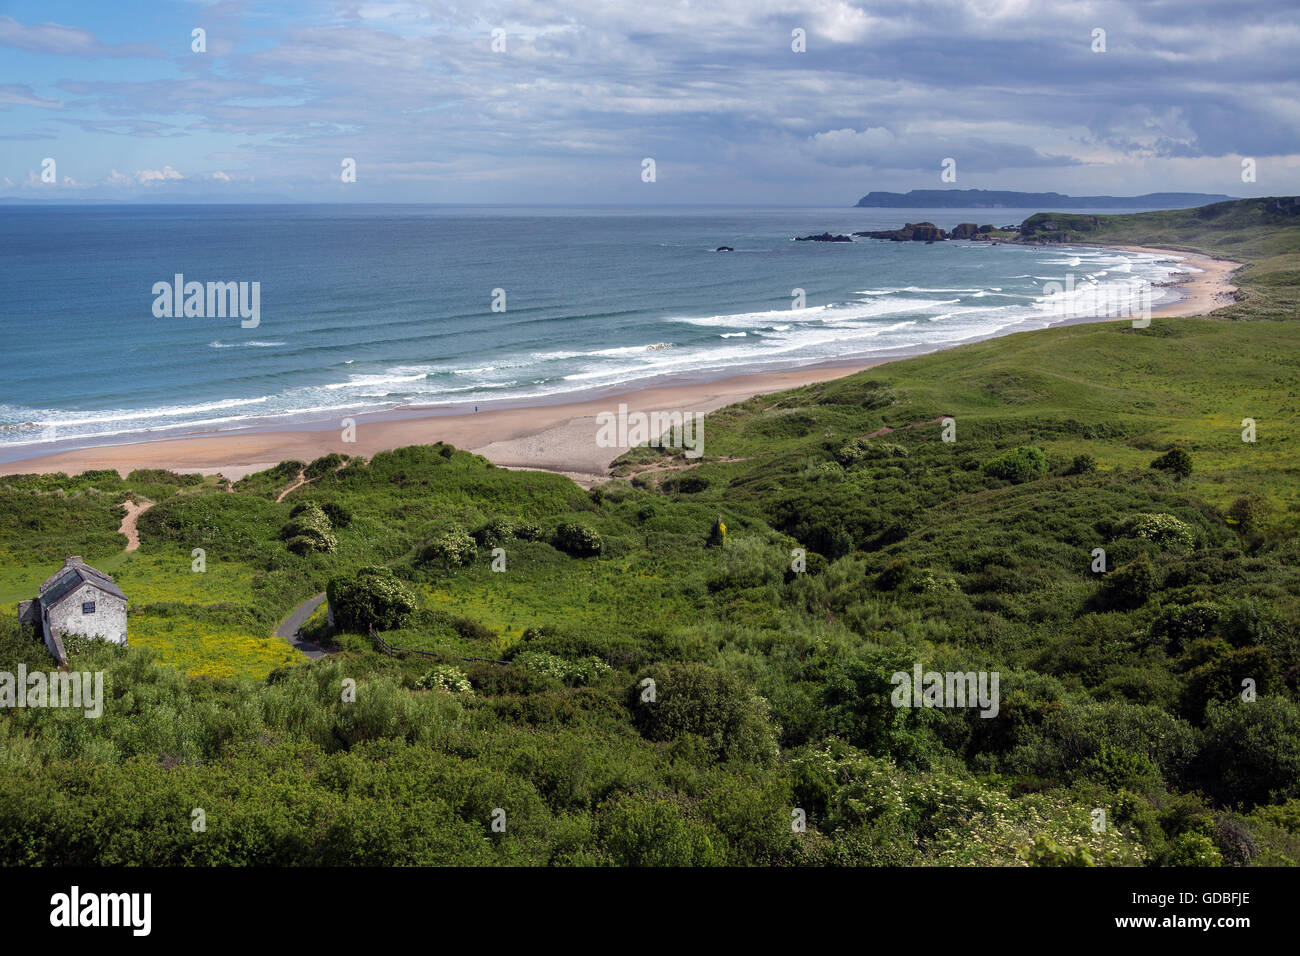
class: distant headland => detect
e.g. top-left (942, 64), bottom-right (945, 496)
top-left (854, 189), bottom-right (1236, 209)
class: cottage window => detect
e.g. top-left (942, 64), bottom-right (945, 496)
top-left (82, 601), bottom-right (96, 614)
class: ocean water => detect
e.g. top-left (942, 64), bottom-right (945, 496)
top-left (0, 204), bottom-right (1194, 457)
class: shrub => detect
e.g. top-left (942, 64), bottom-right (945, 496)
top-left (304, 453), bottom-right (349, 480)
top-left (125, 468), bottom-right (204, 487)
top-left (513, 522), bottom-right (544, 541)
top-left (1151, 601), bottom-right (1224, 650)
top-left (834, 438), bottom-right (909, 467)
top-left (676, 473), bottom-right (711, 494)
top-left (472, 517), bottom-right (514, 548)
top-left (1103, 554), bottom-right (1158, 609)
top-left (631, 662), bottom-right (777, 765)
top-left (416, 665), bottom-right (473, 694)
top-left (420, 528), bottom-right (476, 567)
top-left (279, 505), bottom-right (336, 554)
top-left (321, 502), bottom-right (352, 528)
top-left (1164, 832), bottom-right (1222, 867)
top-left (983, 445), bottom-right (1048, 483)
top-left (1119, 512), bottom-right (1196, 550)
top-left (828, 528), bottom-right (854, 560)
top-left (327, 567), bottom-right (418, 632)
top-left (1065, 453), bottom-right (1097, 475)
top-left (286, 533), bottom-right (335, 556)
top-left (1227, 494), bottom-right (1269, 532)
top-left (553, 522), bottom-right (603, 557)
top-left (1195, 697), bottom-right (1300, 808)
top-left (512, 651), bottom-right (611, 686)
top-left (1150, 448), bottom-right (1192, 479)
top-left (877, 558), bottom-right (912, 591)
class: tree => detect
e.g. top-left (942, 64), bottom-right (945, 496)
top-left (1150, 447), bottom-right (1192, 479)
top-left (327, 567), bottom-right (417, 632)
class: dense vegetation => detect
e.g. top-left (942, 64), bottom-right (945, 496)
top-left (1, 198), bottom-right (1297, 866)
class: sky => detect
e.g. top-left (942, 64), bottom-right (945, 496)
top-left (2, 0), bottom-right (1298, 204)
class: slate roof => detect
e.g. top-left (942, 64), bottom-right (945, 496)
top-left (38, 557), bottom-right (127, 608)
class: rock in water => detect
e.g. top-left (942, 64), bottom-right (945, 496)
top-left (794, 232), bottom-right (853, 242)
top-left (854, 221), bottom-right (948, 241)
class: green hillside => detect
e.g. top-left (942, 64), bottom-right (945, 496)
top-left (1, 199), bottom-right (1298, 867)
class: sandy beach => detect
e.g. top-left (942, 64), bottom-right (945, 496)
top-left (1, 244), bottom-right (1240, 487)
top-left (1107, 246), bottom-right (1241, 318)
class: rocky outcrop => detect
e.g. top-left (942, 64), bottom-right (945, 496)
top-left (950, 222), bottom-right (980, 239)
top-left (853, 221), bottom-right (949, 242)
top-left (715, 246), bottom-right (733, 252)
top-left (794, 233), bottom-right (853, 242)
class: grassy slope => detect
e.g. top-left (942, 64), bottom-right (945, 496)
top-left (1, 197), bottom-right (1298, 866)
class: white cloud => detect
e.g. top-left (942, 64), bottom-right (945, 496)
top-left (133, 165), bottom-right (183, 184)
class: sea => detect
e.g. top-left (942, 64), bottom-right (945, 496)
top-left (0, 204), bottom-right (1197, 460)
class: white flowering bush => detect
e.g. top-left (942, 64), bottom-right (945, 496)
top-left (416, 665), bottom-right (472, 694)
top-left (513, 650), bottom-right (611, 686)
top-left (1120, 512), bottom-right (1196, 550)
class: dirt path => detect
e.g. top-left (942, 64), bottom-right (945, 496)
top-left (276, 471), bottom-right (309, 503)
top-left (862, 416), bottom-right (950, 440)
top-left (274, 592), bottom-right (330, 659)
top-left (119, 499), bottom-right (154, 552)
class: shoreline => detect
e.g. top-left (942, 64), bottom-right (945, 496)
top-left (1, 243), bottom-right (1240, 487)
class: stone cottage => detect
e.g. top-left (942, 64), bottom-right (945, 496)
top-left (17, 557), bottom-right (128, 667)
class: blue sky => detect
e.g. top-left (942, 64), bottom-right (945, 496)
top-left (2, 0), bottom-right (1298, 203)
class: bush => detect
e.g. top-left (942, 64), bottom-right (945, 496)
top-left (1164, 832), bottom-right (1222, 867)
top-left (281, 504), bottom-right (331, 538)
top-left (1119, 512), bottom-right (1196, 550)
top-left (471, 517), bottom-right (514, 548)
top-left (631, 662), bottom-right (777, 765)
top-left (877, 558), bottom-right (912, 590)
top-left (279, 505), bottom-right (336, 554)
top-left (321, 502), bottom-right (352, 528)
top-left (1151, 601), bottom-right (1224, 650)
top-left (1065, 453), bottom-right (1097, 475)
top-left (125, 468), bottom-right (204, 487)
top-left (304, 453), bottom-right (349, 480)
top-left (1102, 554), bottom-right (1158, 609)
top-left (828, 528), bottom-right (854, 560)
top-left (420, 528), bottom-right (476, 567)
top-left (513, 522), bottom-right (544, 541)
top-left (416, 665), bottom-right (473, 694)
top-left (327, 567), bottom-right (418, 632)
top-left (834, 438), bottom-right (909, 467)
top-left (676, 473), bottom-right (711, 494)
top-left (512, 651), bottom-right (611, 686)
top-left (1195, 697), bottom-right (1300, 808)
top-left (983, 445), bottom-right (1048, 483)
top-left (1150, 448), bottom-right (1192, 479)
top-left (1227, 494), bottom-right (1269, 532)
top-left (553, 522), bottom-right (603, 557)
top-left (286, 533), bottom-right (335, 556)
